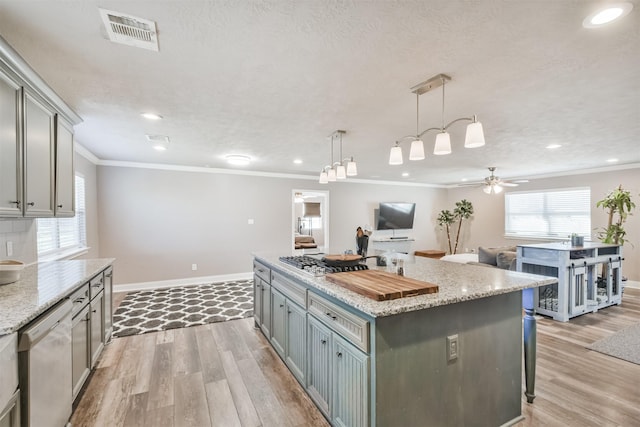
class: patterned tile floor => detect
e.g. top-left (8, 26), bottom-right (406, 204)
top-left (112, 280), bottom-right (253, 338)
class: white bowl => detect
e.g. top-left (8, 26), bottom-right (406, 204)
top-left (0, 260), bottom-right (25, 285)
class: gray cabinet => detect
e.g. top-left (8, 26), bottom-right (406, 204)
top-left (253, 260), bottom-right (272, 338)
top-left (271, 288), bottom-right (287, 358)
top-left (259, 282), bottom-right (272, 338)
top-left (71, 304), bottom-right (90, 400)
top-left (285, 299), bottom-right (306, 384)
top-left (89, 291), bottom-right (104, 368)
top-left (23, 90), bottom-right (55, 218)
top-left (0, 72), bottom-right (22, 217)
top-left (103, 267), bottom-right (113, 341)
top-left (54, 117), bottom-right (74, 217)
top-left (307, 315), bottom-right (332, 418)
top-left (332, 334), bottom-right (369, 427)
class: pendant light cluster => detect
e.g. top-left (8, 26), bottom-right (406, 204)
top-left (389, 73), bottom-right (485, 165)
top-left (319, 130), bottom-right (358, 183)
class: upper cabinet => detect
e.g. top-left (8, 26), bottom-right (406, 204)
top-left (0, 35), bottom-right (82, 218)
top-left (23, 90), bottom-right (55, 217)
top-left (55, 117), bottom-right (75, 217)
top-left (0, 71), bottom-right (22, 216)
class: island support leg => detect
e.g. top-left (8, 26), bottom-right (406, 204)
top-left (523, 288), bottom-right (536, 403)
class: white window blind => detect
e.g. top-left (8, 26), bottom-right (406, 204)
top-left (505, 187), bottom-right (591, 239)
top-left (37, 175), bottom-right (87, 257)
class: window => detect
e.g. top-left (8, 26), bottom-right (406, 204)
top-left (505, 187), bottom-right (591, 239)
top-left (37, 174), bottom-right (87, 258)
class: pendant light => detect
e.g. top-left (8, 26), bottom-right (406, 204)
top-left (389, 73), bottom-right (485, 164)
top-left (319, 130), bottom-right (358, 184)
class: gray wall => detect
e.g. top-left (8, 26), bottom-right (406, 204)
top-left (97, 165), bottom-right (447, 284)
top-left (447, 168), bottom-right (640, 281)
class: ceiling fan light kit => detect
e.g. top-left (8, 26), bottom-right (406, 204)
top-left (319, 130), bottom-right (358, 183)
top-left (389, 73), bottom-right (485, 165)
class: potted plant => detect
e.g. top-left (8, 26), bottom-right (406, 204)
top-left (596, 185), bottom-right (636, 246)
top-left (437, 199), bottom-right (474, 254)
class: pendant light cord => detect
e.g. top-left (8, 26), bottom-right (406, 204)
top-left (441, 76), bottom-right (445, 130)
top-left (416, 93), bottom-right (420, 138)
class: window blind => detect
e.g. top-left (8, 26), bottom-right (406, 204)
top-left (505, 187), bottom-right (591, 239)
top-left (37, 175), bottom-right (87, 257)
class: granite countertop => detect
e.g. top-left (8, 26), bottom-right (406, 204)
top-left (255, 253), bottom-right (557, 318)
top-left (0, 259), bottom-right (115, 335)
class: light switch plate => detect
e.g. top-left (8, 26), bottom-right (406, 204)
top-left (447, 334), bottom-right (459, 361)
top-left (6, 241), bottom-right (13, 257)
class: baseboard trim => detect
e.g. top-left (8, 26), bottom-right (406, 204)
top-left (624, 280), bottom-right (640, 289)
top-left (114, 272), bottom-right (253, 293)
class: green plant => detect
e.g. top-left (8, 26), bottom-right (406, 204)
top-left (437, 199), bottom-right (474, 254)
top-left (596, 185), bottom-right (636, 246)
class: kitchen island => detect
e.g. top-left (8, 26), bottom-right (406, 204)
top-left (253, 253), bottom-right (556, 427)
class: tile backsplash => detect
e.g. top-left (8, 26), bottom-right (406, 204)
top-left (0, 218), bottom-right (37, 264)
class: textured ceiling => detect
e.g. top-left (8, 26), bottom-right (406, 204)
top-left (0, 0), bottom-right (638, 185)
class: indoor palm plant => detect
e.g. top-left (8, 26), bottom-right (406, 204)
top-left (437, 199), bottom-right (474, 254)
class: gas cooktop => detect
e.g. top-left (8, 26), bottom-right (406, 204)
top-left (279, 255), bottom-right (369, 275)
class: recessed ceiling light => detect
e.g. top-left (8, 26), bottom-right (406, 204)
top-left (546, 144), bottom-right (562, 149)
top-left (402, 172), bottom-right (409, 177)
top-left (145, 134), bottom-right (169, 151)
top-left (461, 178), bottom-right (468, 182)
top-left (293, 159), bottom-right (303, 164)
top-left (141, 112), bottom-right (163, 120)
top-left (225, 154), bottom-right (251, 166)
top-left (607, 158), bottom-right (619, 163)
top-left (583, 3), bottom-right (633, 28)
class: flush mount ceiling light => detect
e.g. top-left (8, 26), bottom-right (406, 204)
top-left (583, 3), bottom-right (633, 28)
top-left (141, 112), bottom-right (162, 120)
top-left (146, 134), bottom-right (169, 151)
top-left (389, 73), bottom-right (485, 165)
top-left (319, 130), bottom-right (358, 184)
top-left (546, 144), bottom-right (562, 149)
top-left (225, 154), bottom-right (251, 166)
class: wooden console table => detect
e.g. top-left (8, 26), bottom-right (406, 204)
top-left (415, 250), bottom-right (446, 259)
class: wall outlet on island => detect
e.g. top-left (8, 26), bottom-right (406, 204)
top-left (447, 334), bottom-right (459, 361)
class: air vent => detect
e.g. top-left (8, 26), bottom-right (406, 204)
top-left (99, 8), bottom-right (159, 51)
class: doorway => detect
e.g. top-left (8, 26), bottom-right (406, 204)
top-left (292, 189), bottom-right (329, 253)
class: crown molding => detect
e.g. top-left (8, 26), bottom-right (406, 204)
top-left (74, 143), bottom-right (100, 164)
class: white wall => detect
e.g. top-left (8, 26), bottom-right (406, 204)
top-left (97, 165), bottom-right (447, 284)
top-left (447, 168), bottom-right (640, 281)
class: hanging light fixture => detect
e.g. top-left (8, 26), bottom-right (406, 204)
top-left (318, 130), bottom-right (358, 184)
top-left (389, 73), bottom-right (485, 164)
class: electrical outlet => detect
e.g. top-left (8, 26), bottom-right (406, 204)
top-left (248, 218), bottom-right (254, 225)
top-left (6, 241), bottom-right (13, 257)
top-left (191, 264), bottom-right (198, 271)
top-left (447, 334), bottom-right (459, 361)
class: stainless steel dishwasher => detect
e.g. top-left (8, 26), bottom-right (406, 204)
top-left (18, 299), bottom-right (72, 427)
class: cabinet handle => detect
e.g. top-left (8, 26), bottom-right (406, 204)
top-left (336, 352), bottom-right (342, 358)
top-left (92, 283), bottom-right (102, 287)
top-left (74, 297), bottom-right (85, 303)
top-left (287, 310), bottom-right (292, 314)
top-left (27, 202), bottom-right (35, 206)
top-left (92, 309), bottom-right (97, 313)
top-left (9, 200), bottom-right (20, 207)
top-left (279, 303), bottom-right (284, 308)
top-left (256, 284), bottom-right (262, 289)
top-left (57, 204), bottom-right (63, 208)
top-left (321, 339), bottom-right (327, 345)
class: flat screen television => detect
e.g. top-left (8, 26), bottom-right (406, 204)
top-left (376, 202), bottom-right (416, 230)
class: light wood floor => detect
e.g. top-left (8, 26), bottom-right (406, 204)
top-left (71, 288), bottom-right (640, 427)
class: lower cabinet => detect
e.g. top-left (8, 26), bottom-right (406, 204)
top-left (284, 300), bottom-right (306, 384)
top-left (307, 315), bottom-right (369, 427)
top-left (89, 291), bottom-right (104, 368)
top-left (71, 304), bottom-right (90, 400)
top-left (103, 267), bottom-right (113, 341)
top-left (259, 281), bottom-right (272, 338)
top-left (271, 289), bottom-right (287, 358)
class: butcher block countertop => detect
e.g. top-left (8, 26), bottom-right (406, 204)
top-left (254, 253), bottom-right (556, 318)
top-left (0, 259), bottom-right (114, 335)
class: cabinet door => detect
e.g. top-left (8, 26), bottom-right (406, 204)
top-left (285, 300), bottom-right (306, 384)
top-left (270, 288), bottom-right (286, 359)
top-left (71, 304), bottom-right (91, 400)
top-left (253, 275), bottom-right (263, 325)
top-left (103, 268), bottom-right (113, 341)
top-left (332, 334), bottom-right (369, 427)
top-left (260, 282), bottom-right (271, 338)
top-left (89, 291), bottom-right (105, 367)
top-left (54, 116), bottom-right (74, 217)
top-left (23, 90), bottom-right (55, 217)
top-left (0, 71), bottom-right (22, 217)
top-left (307, 315), bottom-right (332, 418)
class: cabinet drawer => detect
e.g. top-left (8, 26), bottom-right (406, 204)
top-left (308, 292), bottom-right (369, 353)
top-left (89, 273), bottom-right (104, 300)
top-left (253, 260), bottom-right (271, 283)
top-left (70, 283), bottom-right (90, 318)
top-left (271, 271), bottom-right (306, 308)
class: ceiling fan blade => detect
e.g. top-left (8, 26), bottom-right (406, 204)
top-left (456, 183), bottom-right (482, 187)
top-left (501, 182), bottom-right (519, 187)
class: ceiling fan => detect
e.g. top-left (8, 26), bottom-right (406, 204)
top-left (460, 167), bottom-right (525, 194)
